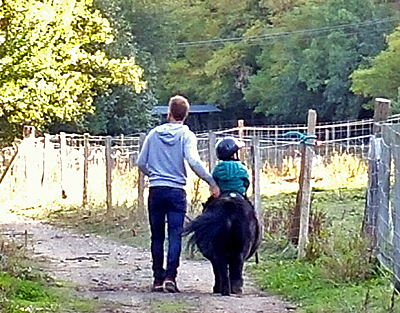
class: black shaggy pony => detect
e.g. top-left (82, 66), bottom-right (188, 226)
top-left (184, 193), bottom-right (261, 296)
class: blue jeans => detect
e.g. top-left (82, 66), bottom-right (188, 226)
top-left (148, 187), bottom-right (186, 281)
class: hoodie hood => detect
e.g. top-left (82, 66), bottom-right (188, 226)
top-left (155, 123), bottom-right (188, 146)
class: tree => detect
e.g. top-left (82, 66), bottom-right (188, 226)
top-left (158, 0), bottom-right (271, 121)
top-left (88, 0), bottom-right (185, 135)
top-left (244, 0), bottom-right (397, 123)
top-left (351, 25), bottom-right (400, 110)
top-left (0, 0), bottom-right (146, 141)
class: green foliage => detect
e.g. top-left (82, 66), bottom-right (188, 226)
top-left (351, 25), bottom-right (400, 111)
top-left (316, 233), bottom-right (374, 282)
top-left (89, 0), bottom-right (177, 134)
top-left (254, 187), bottom-right (398, 312)
top-left (0, 253), bottom-right (96, 313)
top-left (0, 0), bottom-right (146, 139)
top-left (0, 272), bottom-right (55, 313)
top-left (245, 0), bottom-right (397, 123)
top-left (0, 271), bottom-right (96, 313)
top-left (159, 0), bottom-right (270, 120)
top-left (248, 260), bottom-right (396, 313)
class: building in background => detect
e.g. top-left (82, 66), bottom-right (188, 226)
top-left (151, 104), bottom-right (222, 131)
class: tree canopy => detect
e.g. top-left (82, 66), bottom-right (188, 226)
top-left (351, 25), bottom-right (400, 110)
top-left (0, 0), bottom-right (145, 140)
top-left (244, 0), bottom-right (397, 123)
top-left (0, 0), bottom-right (400, 142)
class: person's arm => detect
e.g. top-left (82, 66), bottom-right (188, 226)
top-left (137, 134), bottom-right (150, 176)
top-left (184, 132), bottom-right (219, 196)
top-left (212, 167), bottom-right (219, 186)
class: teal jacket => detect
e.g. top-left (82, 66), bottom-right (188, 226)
top-left (212, 160), bottom-right (250, 196)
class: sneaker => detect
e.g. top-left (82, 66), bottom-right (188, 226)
top-left (152, 279), bottom-right (164, 292)
top-left (165, 278), bottom-right (180, 293)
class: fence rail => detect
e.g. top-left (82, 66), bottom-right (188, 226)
top-left (1, 113), bottom-right (399, 218)
top-left (0, 115), bottom-right (397, 209)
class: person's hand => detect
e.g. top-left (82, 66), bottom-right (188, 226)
top-left (210, 185), bottom-right (220, 198)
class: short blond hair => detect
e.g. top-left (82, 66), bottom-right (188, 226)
top-left (168, 95), bottom-right (190, 121)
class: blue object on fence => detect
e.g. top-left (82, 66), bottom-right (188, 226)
top-left (283, 131), bottom-right (317, 145)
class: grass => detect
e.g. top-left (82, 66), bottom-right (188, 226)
top-left (149, 299), bottom-right (194, 313)
top-left (248, 260), bottom-right (398, 313)
top-left (253, 186), bottom-right (400, 312)
top-left (0, 269), bottom-right (97, 313)
top-left (0, 228), bottom-right (98, 313)
top-left (0, 272), bottom-right (56, 313)
top-left (3, 151), bottom-right (392, 312)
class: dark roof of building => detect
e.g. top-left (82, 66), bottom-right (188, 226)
top-left (152, 104), bottom-right (221, 115)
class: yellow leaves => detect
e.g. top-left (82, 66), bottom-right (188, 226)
top-left (108, 57), bottom-right (146, 92)
top-left (0, 0), bottom-right (146, 129)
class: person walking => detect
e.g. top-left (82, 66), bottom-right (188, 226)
top-left (137, 95), bottom-right (220, 293)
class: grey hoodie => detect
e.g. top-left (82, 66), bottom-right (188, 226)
top-left (137, 123), bottom-right (216, 189)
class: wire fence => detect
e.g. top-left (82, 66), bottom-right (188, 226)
top-left (365, 122), bottom-right (400, 290)
top-left (0, 131), bottom-right (142, 208)
top-left (2, 115), bottom-right (400, 212)
top-left (195, 116), bottom-right (378, 180)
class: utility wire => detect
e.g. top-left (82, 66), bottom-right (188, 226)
top-left (177, 16), bottom-right (400, 48)
top-left (242, 24), bottom-right (393, 49)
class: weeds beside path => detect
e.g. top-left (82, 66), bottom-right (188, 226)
top-left (0, 209), bottom-right (294, 313)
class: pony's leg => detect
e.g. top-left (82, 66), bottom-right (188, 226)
top-left (210, 259), bottom-right (221, 293)
top-left (214, 257), bottom-right (230, 296)
top-left (229, 255), bottom-right (245, 294)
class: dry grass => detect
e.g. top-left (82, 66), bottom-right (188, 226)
top-left (0, 151), bottom-right (367, 217)
top-left (258, 153), bottom-right (367, 196)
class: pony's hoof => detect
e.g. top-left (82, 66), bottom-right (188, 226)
top-left (221, 287), bottom-right (230, 296)
top-left (231, 280), bottom-right (243, 294)
top-left (213, 284), bottom-right (221, 293)
top-left (231, 286), bottom-right (243, 294)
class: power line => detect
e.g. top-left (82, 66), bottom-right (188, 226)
top-left (242, 25), bottom-right (392, 50)
top-left (177, 16), bottom-right (400, 48)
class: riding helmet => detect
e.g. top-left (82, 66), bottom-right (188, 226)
top-left (216, 137), bottom-right (245, 160)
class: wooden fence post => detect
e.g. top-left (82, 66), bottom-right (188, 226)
top-left (105, 136), bottom-right (113, 214)
top-left (363, 98), bottom-right (391, 240)
top-left (238, 119), bottom-right (245, 161)
top-left (137, 133), bottom-right (146, 213)
top-left (60, 132), bottom-right (67, 199)
top-left (274, 126), bottom-right (279, 167)
top-left (252, 135), bottom-right (261, 217)
top-left (208, 131), bottom-right (217, 170)
top-left (0, 143), bottom-right (18, 186)
top-left (42, 134), bottom-right (51, 189)
top-left (23, 126), bottom-right (36, 139)
top-left (290, 110), bottom-right (317, 258)
top-left (23, 126), bottom-right (36, 201)
top-left (373, 98), bottom-right (391, 136)
top-left (82, 133), bottom-right (89, 207)
top-left (325, 129), bottom-right (329, 157)
top-left (347, 123), bottom-right (351, 153)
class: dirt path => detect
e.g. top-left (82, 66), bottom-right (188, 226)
top-left (1, 210), bottom-right (295, 313)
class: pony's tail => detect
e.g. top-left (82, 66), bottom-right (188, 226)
top-left (183, 197), bottom-right (239, 256)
